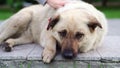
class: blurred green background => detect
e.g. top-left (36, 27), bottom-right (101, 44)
top-left (0, 0), bottom-right (120, 20)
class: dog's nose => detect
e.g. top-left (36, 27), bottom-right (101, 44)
top-left (62, 49), bottom-right (74, 59)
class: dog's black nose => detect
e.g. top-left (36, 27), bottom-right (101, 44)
top-left (62, 49), bottom-right (74, 59)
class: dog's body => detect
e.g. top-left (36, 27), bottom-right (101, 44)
top-left (0, 1), bottom-right (107, 63)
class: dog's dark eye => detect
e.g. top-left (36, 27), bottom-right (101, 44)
top-left (75, 32), bottom-right (84, 40)
top-left (58, 30), bottom-right (67, 37)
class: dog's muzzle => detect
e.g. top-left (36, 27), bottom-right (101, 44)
top-left (62, 49), bottom-right (76, 59)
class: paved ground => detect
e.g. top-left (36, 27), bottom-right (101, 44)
top-left (0, 19), bottom-right (120, 68)
top-left (107, 19), bottom-right (120, 36)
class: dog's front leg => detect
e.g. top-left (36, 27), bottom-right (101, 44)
top-left (40, 31), bottom-right (56, 63)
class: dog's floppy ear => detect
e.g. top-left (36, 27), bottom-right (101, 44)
top-left (88, 18), bottom-right (102, 33)
top-left (47, 15), bottom-right (60, 30)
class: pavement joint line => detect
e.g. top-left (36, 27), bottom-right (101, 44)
top-left (26, 44), bottom-right (36, 60)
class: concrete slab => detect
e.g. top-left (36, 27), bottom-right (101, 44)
top-left (0, 44), bottom-right (35, 60)
top-left (28, 45), bottom-right (101, 61)
top-left (0, 36), bottom-right (119, 61)
top-left (97, 36), bottom-right (120, 61)
top-left (55, 49), bottom-right (101, 61)
top-left (28, 36), bottom-right (120, 61)
top-left (27, 44), bottom-right (43, 60)
top-left (107, 19), bottom-right (120, 36)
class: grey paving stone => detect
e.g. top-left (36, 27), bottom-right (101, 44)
top-left (0, 44), bottom-right (35, 60)
top-left (1, 60), bottom-right (120, 68)
top-left (27, 43), bottom-right (101, 61)
top-left (55, 48), bottom-right (101, 61)
top-left (0, 60), bottom-right (88, 68)
top-left (81, 61), bottom-right (103, 68)
top-left (107, 19), bottom-right (120, 36)
top-left (32, 61), bottom-right (75, 68)
top-left (97, 36), bottom-right (120, 61)
top-left (76, 49), bottom-right (101, 60)
top-left (0, 36), bottom-right (118, 61)
top-left (27, 44), bottom-right (43, 60)
top-left (100, 63), bottom-right (120, 68)
top-left (74, 61), bottom-right (90, 68)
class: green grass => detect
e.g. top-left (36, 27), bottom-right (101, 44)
top-left (0, 8), bottom-right (14, 20)
top-left (88, 63), bottom-right (91, 68)
top-left (0, 6), bottom-right (120, 20)
top-left (97, 6), bottom-right (120, 18)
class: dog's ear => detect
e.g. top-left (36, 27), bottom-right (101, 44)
top-left (88, 18), bottom-right (102, 33)
top-left (47, 15), bottom-right (60, 30)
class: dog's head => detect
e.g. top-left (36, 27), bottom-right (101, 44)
top-left (47, 9), bottom-right (102, 59)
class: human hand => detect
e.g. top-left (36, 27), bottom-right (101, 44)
top-left (47, 0), bottom-right (68, 9)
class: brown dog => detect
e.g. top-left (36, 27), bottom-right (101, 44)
top-left (0, 1), bottom-right (107, 63)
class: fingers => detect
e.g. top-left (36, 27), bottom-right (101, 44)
top-left (47, 0), bottom-right (68, 9)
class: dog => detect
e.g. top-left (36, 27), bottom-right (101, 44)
top-left (0, 1), bottom-right (107, 63)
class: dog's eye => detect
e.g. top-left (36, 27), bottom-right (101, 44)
top-left (58, 30), bottom-right (67, 37)
top-left (75, 32), bottom-right (84, 40)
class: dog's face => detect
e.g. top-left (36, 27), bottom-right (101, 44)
top-left (47, 9), bottom-right (102, 59)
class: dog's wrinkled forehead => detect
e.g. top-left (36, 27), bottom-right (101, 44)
top-left (47, 9), bottom-right (102, 33)
top-left (47, 10), bottom-right (80, 30)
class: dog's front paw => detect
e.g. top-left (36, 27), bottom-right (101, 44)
top-left (1, 42), bottom-right (12, 52)
top-left (42, 48), bottom-right (56, 63)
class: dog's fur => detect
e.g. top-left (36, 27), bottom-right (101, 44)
top-left (0, 1), bottom-right (107, 63)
